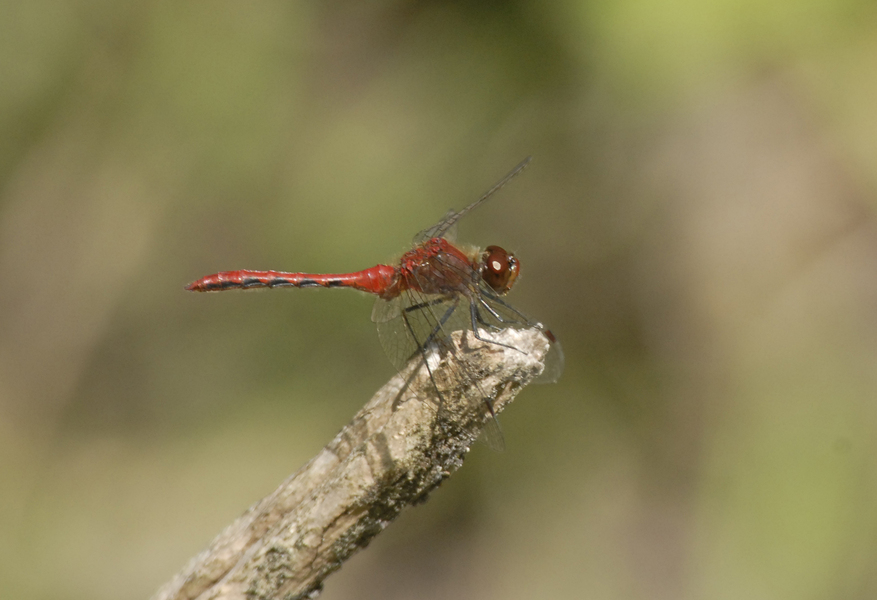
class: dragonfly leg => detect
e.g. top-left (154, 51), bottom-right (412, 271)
top-left (478, 287), bottom-right (546, 329)
top-left (401, 300), bottom-right (476, 443)
top-left (402, 308), bottom-right (446, 408)
top-left (403, 295), bottom-right (507, 450)
top-left (403, 296), bottom-right (450, 315)
top-left (476, 296), bottom-right (523, 327)
top-left (418, 297), bottom-right (460, 350)
top-left (471, 301), bottom-right (506, 333)
top-left (474, 310), bottom-right (502, 331)
top-left (401, 297), bottom-right (461, 404)
top-left (468, 300), bottom-right (524, 353)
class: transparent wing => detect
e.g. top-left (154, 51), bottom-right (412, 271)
top-left (371, 292), bottom-right (465, 372)
top-left (413, 210), bottom-right (458, 245)
top-left (412, 157), bottom-right (531, 245)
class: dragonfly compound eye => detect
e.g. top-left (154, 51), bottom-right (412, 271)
top-left (482, 245), bottom-right (520, 294)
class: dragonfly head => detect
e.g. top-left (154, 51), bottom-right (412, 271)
top-left (481, 245), bottom-right (520, 294)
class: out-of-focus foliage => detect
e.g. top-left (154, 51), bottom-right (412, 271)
top-left (2, 1), bottom-right (876, 599)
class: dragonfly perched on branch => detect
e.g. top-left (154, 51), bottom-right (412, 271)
top-left (187, 157), bottom-right (564, 448)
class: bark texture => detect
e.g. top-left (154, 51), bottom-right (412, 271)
top-left (152, 328), bottom-right (551, 600)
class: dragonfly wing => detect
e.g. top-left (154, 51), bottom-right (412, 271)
top-left (373, 296), bottom-right (416, 372)
top-left (405, 267), bottom-right (511, 449)
top-left (411, 157), bottom-right (531, 245)
top-left (372, 292), bottom-right (464, 372)
top-left (412, 209), bottom-right (458, 245)
top-left (537, 338), bottom-right (564, 383)
top-left (374, 288), bottom-right (507, 450)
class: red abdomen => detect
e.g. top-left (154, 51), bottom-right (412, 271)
top-left (186, 265), bottom-right (398, 296)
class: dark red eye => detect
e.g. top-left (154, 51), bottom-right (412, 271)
top-left (482, 245), bottom-right (520, 294)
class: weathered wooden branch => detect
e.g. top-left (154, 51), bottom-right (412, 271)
top-left (152, 328), bottom-right (551, 600)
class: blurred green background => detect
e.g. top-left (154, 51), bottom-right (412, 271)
top-left (3, 1), bottom-right (877, 598)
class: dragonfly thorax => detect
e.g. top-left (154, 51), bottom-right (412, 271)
top-left (396, 237), bottom-right (481, 297)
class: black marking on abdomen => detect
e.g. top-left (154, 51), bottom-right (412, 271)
top-left (327, 280), bottom-right (345, 287)
top-left (268, 279), bottom-right (295, 288)
top-left (297, 279), bottom-right (321, 288)
top-left (242, 278), bottom-right (262, 288)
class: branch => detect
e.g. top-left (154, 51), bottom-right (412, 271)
top-left (152, 328), bottom-right (551, 600)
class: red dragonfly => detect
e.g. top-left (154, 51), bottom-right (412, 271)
top-left (187, 157), bottom-right (563, 447)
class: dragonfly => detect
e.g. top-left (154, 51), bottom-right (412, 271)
top-left (187, 157), bottom-right (564, 448)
